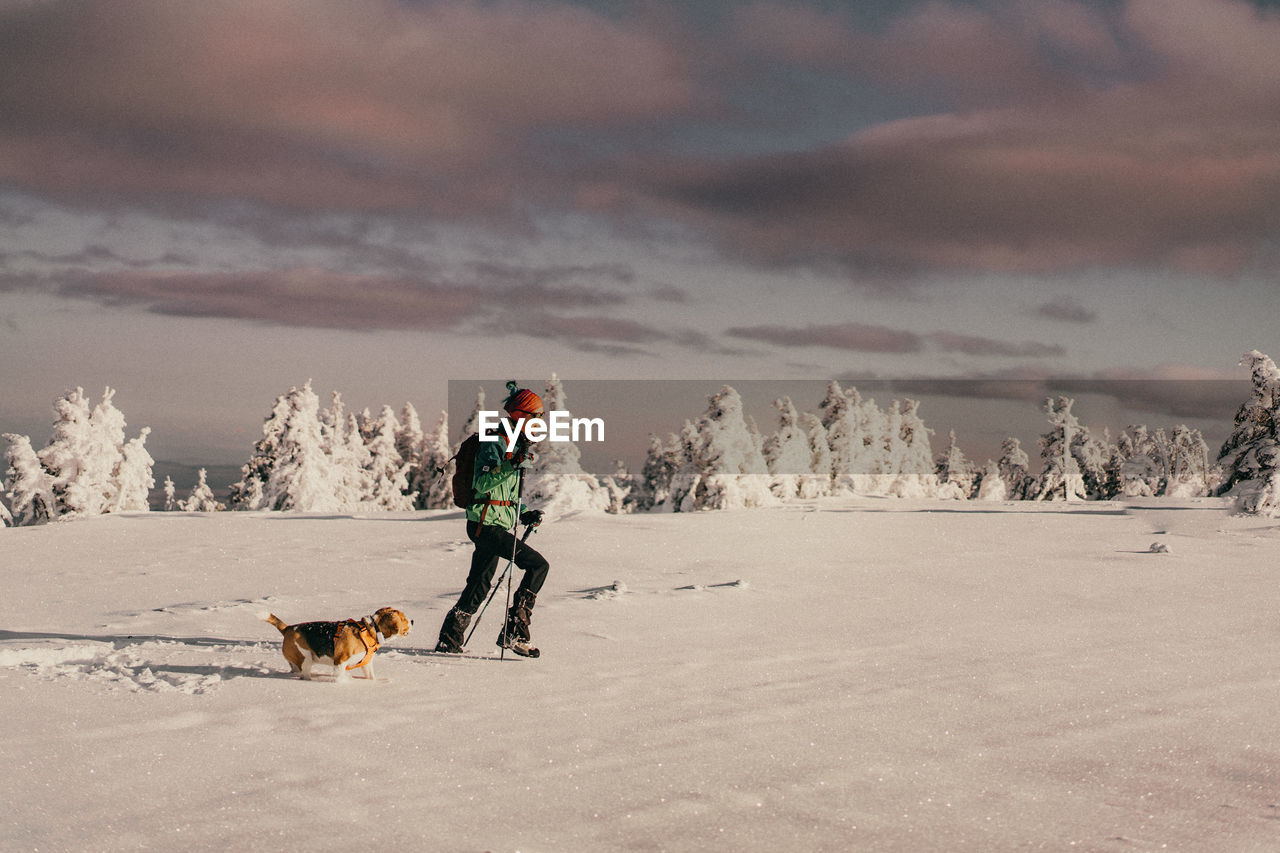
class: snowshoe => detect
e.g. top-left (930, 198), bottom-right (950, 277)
top-left (496, 590), bottom-right (539, 658)
top-left (435, 607), bottom-right (472, 654)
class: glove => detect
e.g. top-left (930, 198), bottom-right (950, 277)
top-left (520, 509), bottom-right (544, 528)
top-left (512, 447), bottom-right (538, 469)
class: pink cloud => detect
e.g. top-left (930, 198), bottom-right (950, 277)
top-left (0, 0), bottom-right (703, 213)
top-left (646, 0), bottom-right (1280, 278)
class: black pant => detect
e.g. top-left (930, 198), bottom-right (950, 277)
top-left (456, 521), bottom-right (549, 614)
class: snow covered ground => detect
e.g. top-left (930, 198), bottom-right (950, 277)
top-left (3, 498), bottom-right (1280, 851)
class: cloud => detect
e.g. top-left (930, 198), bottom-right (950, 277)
top-left (886, 363), bottom-right (1248, 420)
top-left (926, 332), bottom-right (1065, 358)
top-left (0, 0), bottom-right (703, 216)
top-left (727, 322), bottom-right (923, 353)
top-left (727, 322), bottom-right (1064, 358)
top-left (642, 0), bottom-right (1280, 279)
top-left (1035, 296), bottom-right (1097, 324)
top-left (0, 264), bottom-right (639, 333)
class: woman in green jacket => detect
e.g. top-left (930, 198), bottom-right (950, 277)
top-left (435, 386), bottom-right (548, 657)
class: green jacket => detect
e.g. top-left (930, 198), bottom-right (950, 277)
top-left (466, 439), bottom-right (526, 529)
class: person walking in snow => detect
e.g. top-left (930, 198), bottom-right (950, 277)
top-left (435, 385), bottom-right (549, 657)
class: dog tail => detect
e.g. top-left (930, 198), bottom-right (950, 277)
top-left (263, 613), bottom-right (289, 633)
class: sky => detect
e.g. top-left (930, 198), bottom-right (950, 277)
top-left (2, 0), bottom-right (1278, 480)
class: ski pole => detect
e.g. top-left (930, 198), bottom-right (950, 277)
top-left (499, 466), bottom-right (525, 660)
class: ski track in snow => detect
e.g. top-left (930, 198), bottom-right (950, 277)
top-left (4, 499), bottom-right (1280, 852)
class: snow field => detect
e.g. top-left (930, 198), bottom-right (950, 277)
top-left (3, 500), bottom-right (1280, 851)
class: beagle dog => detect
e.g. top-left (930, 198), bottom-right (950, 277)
top-left (264, 607), bottom-right (412, 682)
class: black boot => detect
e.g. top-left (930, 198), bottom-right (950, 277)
top-left (497, 590), bottom-right (539, 657)
top-left (435, 607), bottom-right (472, 653)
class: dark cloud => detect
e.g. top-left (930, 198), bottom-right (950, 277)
top-left (926, 332), bottom-right (1065, 358)
top-left (728, 322), bottom-right (1064, 358)
top-left (884, 365), bottom-right (1248, 421)
top-left (727, 322), bottom-right (923, 353)
top-left (0, 265), bottom-right (638, 334)
top-left (637, 0), bottom-right (1280, 279)
top-left (1035, 295), bottom-right (1098, 324)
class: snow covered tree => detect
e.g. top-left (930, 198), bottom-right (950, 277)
top-left (180, 468), bottom-right (224, 512)
top-left (4, 433), bottom-right (57, 524)
top-left (230, 381), bottom-right (347, 512)
top-left (762, 397), bottom-right (813, 500)
top-left (667, 386), bottom-right (775, 511)
top-left (885, 399), bottom-right (939, 498)
top-left (602, 459), bottom-right (634, 515)
top-left (1070, 425), bottom-right (1113, 500)
top-left (110, 427), bottom-right (155, 512)
top-left (631, 434), bottom-right (682, 512)
top-left (319, 392), bottom-right (372, 509)
top-left (0, 494), bottom-right (10, 527)
top-left (1165, 425), bottom-right (1212, 498)
top-left (975, 459), bottom-right (1007, 501)
top-left (819, 381), bottom-right (855, 491)
top-left (522, 374), bottom-right (609, 514)
top-left (459, 386), bottom-right (486, 444)
top-left (1114, 425), bottom-right (1165, 497)
top-left (798, 412), bottom-right (832, 499)
top-left (396, 403), bottom-right (424, 469)
top-left (1217, 350), bottom-right (1280, 514)
top-left (163, 476), bottom-right (177, 511)
top-left (935, 429), bottom-right (975, 499)
top-left (994, 437), bottom-right (1033, 500)
top-left (3, 387), bottom-right (153, 523)
top-left (1034, 397), bottom-right (1086, 500)
top-left (409, 411), bottom-right (453, 509)
top-left (364, 405), bottom-right (415, 511)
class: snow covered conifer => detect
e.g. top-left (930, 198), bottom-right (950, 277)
top-left (602, 460), bottom-right (634, 514)
top-left (229, 388), bottom-right (293, 509)
top-left (409, 411), bottom-right (453, 509)
top-left (396, 402), bottom-right (424, 468)
top-left (995, 437), bottom-right (1033, 500)
top-left (110, 427), bottom-right (154, 512)
top-left (4, 433), bottom-right (58, 524)
top-left (763, 397), bottom-right (812, 500)
top-left (364, 405), bottom-right (415, 511)
top-left (798, 412), bottom-right (831, 499)
top-left (632, 434), bottom-right (681, 512)
top-left (935, 430), bottom-right (975, 499)
top-left (667, 386), bottom-right (775, 511)
top-left (975, 459), bottom-right (1007, 501)
top-left (232, 381), bottom-right (346, 512)
top-left (819, 381), bottom-right (854, 489)
top-left (1034, 397), bottom-right (1086, 500)
top-left (8, 387), bottom-right (152, 522)
top-left (460, 386), bottom-right (485, 444)
top-left (38, 387), bottom-right (105, 517)
top-left (0, 493), bottom-right (10, 527)
top-left (886, 399), bottom-right (939, 498)
top-left (163, 476), bottom-right (177, 511)
top-left (1167, 425), bottom-right (1212, 498)
top-left (1217, 350), bottom-right (1280, 514)
top-left (522, 375), bottom-right (609, 514)
top-left (180, 468), bottom-right (224, 512)
top-left (1070, 425), bottom-right (1112, 500)
top-left (319, 392), bottom-right (371, 509)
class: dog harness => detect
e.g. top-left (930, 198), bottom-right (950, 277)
top-left (295, 617), bottom-right (380, 671)
top-left (345, 617), bottom-right (381, 671)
